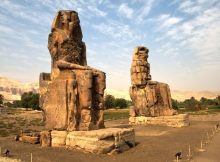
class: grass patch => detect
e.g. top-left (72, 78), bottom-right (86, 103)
top-left (208, 105), bottom-right (220, 109)
top-left (8, 128), bottom-right (21, 135)
top-left (29, 118), bottom-right (44, 126)
top-left (18, 120), bottom-right (27, 126)
top-left (0, 129), bottom-right (10, 137)
top-left (0, 121), bottom-right (7, 128)
top-left (104, 111), bottom-right (129, 120)
top-left (178, 109), bottom-right (220, 115)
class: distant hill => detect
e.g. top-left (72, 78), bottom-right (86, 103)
top-left (105, 89), bottom-right (220, 101)
top-left (171, 90), bottom-right (220, 101)
top-left (0, 75), bottom-right (38, 101)
top-left (0, 75), bottom-right (219, 102)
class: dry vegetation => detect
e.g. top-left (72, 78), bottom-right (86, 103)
top-left (0, 108), bottom-right (44, 137)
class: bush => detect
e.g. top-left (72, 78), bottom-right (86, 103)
top-left (20, 92), bottom-right (40, 110)
top-left (115, 98), bottom-right (128, 108)
top-left (200, 97), bottom-right (216, 107)
top-left (11, 92), bottom-right (40, 110)
top-left (4, 102), bottom-right (13, 107)
top-left (171, 99), bottom-right (179, 110)
top-left (183, 97), bottom-right (201, 110)
top-left (12, 100), bottom-right (21, 108)
top-left (0, 94), bottom-right (4, 104)
top-left (216, 96), bottom-right (220, 105)
top-left (104, 95), bottom-right (115, 109)
top-left (104, 95), bottom-right (130, 109)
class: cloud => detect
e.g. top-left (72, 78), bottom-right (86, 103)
top-left (158, 14), bottom-right (170, 20)
top-left (118, 3), bottom-right (134, 19)
top-left (160, 16), bottom-right (183, 28)
top-left (156, 5), bottom-right (220, 75)
top-left (92, 20), bottom-right (138, 42)
top-left (178, 0), bottom-right (219, 14)
top-left (0, 24), bottom-right (14, 34)
top-left (87, 6), bottom-right (107, 17)
top-left (136, 0), bottom-right (156, 22)
top-left (0, 0), bottom-right (52, 26)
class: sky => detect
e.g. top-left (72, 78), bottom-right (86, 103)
top-left (0, 0), bottom-right (219, 91)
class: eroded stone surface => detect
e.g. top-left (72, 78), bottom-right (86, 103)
top-left (48, 128), bottom-right (135, 154)
top-left (40, 131), bottom-right (51, 147)
top-left (39, 10), bottom-right (106, 131)
top-left (129, 114), bottom-right (190, 128)
top-left (129, 46), bottom-right (177, 117)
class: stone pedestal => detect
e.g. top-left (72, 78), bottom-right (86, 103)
top-left (41, 128), bottom-right (135, 154)
top-left (129, 114), bottom-right (190, 128)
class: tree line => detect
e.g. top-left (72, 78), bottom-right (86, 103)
top-left (172, 96), bottom-right (220, 111)
top-left (1, 93), bottom-right (220, 111)
top-left (104, 94), bottom-right (131, 109)
top-left (2, 92), bottom-right (40, 110)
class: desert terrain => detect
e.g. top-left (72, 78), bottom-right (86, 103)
top-left (0, 108), bottom-right (219, 162)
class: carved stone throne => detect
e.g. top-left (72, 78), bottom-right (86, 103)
top-left (39, 10), bottom-right (106, 131)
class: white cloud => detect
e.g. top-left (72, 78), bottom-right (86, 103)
top-left (157, 6), bottom-right (220, 78)
top-left (0, 24), bottom-right (14, 34)
top-left (178, 0), bottom-right (219, 14)
top-left (160, 16), bottom-right (183, 28)
top-left (87, 6), bottom-right (107, 17)
top-left (137, 0), bottom-right (156, 22)
top-left (92, 21), bottom-right (138, 42)
top-left (179, 0), bottom-right (194, 10)
top-left (158, 14), bottom-right (170, 20)
top-left (118, 3), bottom-right (134, 19)
top-left (0, 1), bottom-right (52, 26)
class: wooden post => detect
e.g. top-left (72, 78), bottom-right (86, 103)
top-left (212, 128), bottom-right (215, 136)
top-left (188, 144), bottom-right (191, 157)
top-left (198, 140), bottom-right (205, 152)
top-left (207, 132), bottom-right (209, 141)
top-left (200, 140), bottom-right (203, 149)
top-left (31, 153), bottom-right (32, 162)
top-left (187, 144), bottom-right (192, 160)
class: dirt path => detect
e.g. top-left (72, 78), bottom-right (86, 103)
top-left (192, 130), bottom-right (220, 162)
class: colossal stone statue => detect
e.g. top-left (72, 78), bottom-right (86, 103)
top-left (39, 10), bottom-right (106, 131)
top-left (129, 46), bottom-right (177, 117)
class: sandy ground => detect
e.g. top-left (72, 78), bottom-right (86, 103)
top-left (192, 130), bottom-right (220, 162)
top-left (0, 109), bottom-right (220, 162)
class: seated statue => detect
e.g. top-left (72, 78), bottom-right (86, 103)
top-left (129, 46), bottom-right (177, 117)
top-left (39, 10), bottom-right (106, 131)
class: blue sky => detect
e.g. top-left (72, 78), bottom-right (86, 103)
top-left (0, 0), bottom-right (219, 91)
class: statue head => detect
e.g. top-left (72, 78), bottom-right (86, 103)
top-left (133, 46), bottom-right (149, 61)
top-left (50, 10), bottom-right (83, 41)
top-left (51, 10), bottom-right (80, 31)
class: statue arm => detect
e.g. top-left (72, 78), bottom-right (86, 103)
top-left (57, 60), bottom-right (88, 70)
top-left (57, 60), bottom-right (104, 74)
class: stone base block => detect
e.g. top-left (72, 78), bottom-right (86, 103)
top-left (20, 135), bottom-right (40, 144)
top-left (49, 128), bottom-right (135, 154)
top-left (51, 131), bottom-right (67, 147)
top-left (129, 114), bottom-right (190, 128)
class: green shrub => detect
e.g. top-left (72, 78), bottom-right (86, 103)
top-left (104, 95), bottom-right (115, 109)
top-left (0, 94), bottom-right (4, 104)
top-left (115, 98), bottom-right (128, 108)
